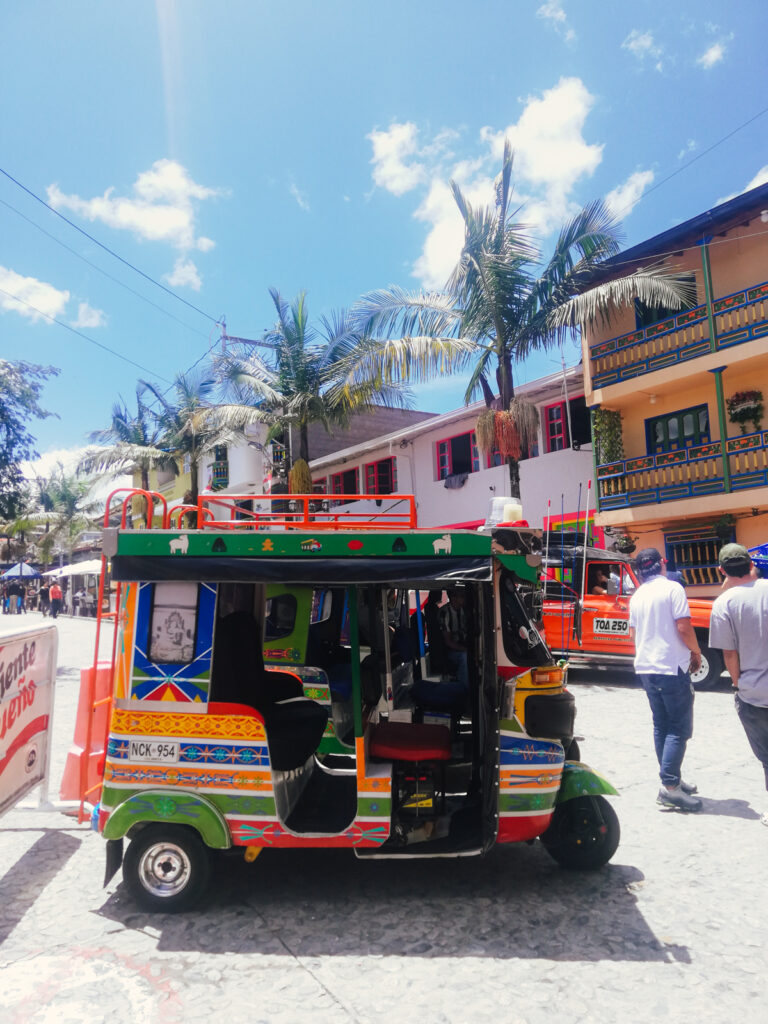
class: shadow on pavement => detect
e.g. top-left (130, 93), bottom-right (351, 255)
top-left (98, 842), bottom-right (689, 964)
top-left (0, 830), bottom-right (82, 945)
top-left (691, 797), bottom-right (760, 820)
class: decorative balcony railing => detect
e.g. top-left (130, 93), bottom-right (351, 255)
top-left (210, 460), bottom-right (229, 490)
top-left (597, 429), bottom-right (768, 510)
top-left (590, 279), bottom-right (768, 389)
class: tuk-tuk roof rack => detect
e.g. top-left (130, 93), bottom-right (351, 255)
top-left (104, 488), bottom-right (418, 533)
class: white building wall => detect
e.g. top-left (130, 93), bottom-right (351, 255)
top-left (311, 411), bottom-right (592, 529)
top-left (519, 447), bottom-right (594, 527)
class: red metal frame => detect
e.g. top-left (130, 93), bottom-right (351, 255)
top-left (543, 400), bottom-right (567, 453)
top-left (197, 492), bottom-right (417, 531)
top-left (364, 456), bottom-right (397, 495)
top-left (435, 430), bottom-right (481, 480)
top-left (330, 467), bottom-right (359, 500)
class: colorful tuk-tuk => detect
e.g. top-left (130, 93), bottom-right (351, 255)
top-left (90, 490), bottom-right (619, 911)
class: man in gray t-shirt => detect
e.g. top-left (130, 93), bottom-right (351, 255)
top-left (709, 543), bottom-right (768, 826)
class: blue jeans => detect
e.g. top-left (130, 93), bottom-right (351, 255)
top-left (638, 669), bottom-right (694, 788)
top-left (446, 650), bottom-right (468, 688)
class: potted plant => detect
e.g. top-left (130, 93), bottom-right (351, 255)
top-left (726, 389), bottom-right (764, 435)
top-left (593, 409), bottom-right (624, 465)
top-left (612, 533), bottom-right (637, 555)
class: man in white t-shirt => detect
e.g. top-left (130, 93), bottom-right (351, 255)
top-left (709, 543), bottom-right (768, 827)
top-left (629, 547), bottom-right (703, 812)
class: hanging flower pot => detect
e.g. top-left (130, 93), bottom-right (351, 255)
top-left (726, 389), bottom-right (764, 435)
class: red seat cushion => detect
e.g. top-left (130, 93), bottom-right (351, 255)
top-left (369, 722), bottom-right (451, 762)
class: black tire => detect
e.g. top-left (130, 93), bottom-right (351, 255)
top-left (690, 645), bottom-right (724, 690)
top-left (123, 824), bottom-right (211, 912)
top-left (540, 795), bottom-right (620, 870)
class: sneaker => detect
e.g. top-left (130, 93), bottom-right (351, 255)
top-left (657, 786), bottom-right (703, 812)
top-left (680, 780), bottom-right (698, 795)
top-left (760, 812), bottom-right (768, 827)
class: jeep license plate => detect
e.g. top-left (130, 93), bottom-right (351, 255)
top-left (128, 740), bottom-right (180, 763)
top-left (593, 617), bottom-right (629, 637)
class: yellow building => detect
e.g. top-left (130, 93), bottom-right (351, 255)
top-left (583, 181), bottom-right (768, 596)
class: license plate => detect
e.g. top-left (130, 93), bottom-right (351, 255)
top-left (593, 617), bottom-right (629, 637)
top-left (129, 740), bottom-right (180, 763)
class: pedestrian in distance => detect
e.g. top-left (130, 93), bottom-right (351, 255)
top-left (629, 547), bottom-right (703, 812)
top-left (439, 587), bottom-right (469, 688)
top-left (39, 582), bottom-right (50, 616)
top-left (709, 543), bottom-right (768, 827)
top-left (49, 581), bottom-right (63, 619)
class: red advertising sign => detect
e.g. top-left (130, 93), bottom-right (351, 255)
top-left (0, 625), bottom-right (57, 818)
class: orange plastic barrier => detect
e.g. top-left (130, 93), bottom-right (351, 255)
top-left (59, 662), bottom-right (112, 804)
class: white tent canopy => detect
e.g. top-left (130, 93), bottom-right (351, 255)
top-left (43, 558), bottom-right (103, 578)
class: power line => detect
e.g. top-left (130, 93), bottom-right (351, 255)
top-left (0, 165), bottom-right (220, 324)
top-left (0, 196), bottom-right (213, 342)
top-left (0, 285), bottom-right (173, 383)
top-left (611, 104), bottom-right (768, 223)
top-left (596, 221), bottom-right (768, 273)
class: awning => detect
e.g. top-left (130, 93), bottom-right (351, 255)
top-left (43, 558), bottom-right (103, 578)
top-left (110, 555), bottom-right (492, 586)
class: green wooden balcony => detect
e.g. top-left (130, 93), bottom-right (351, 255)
top-left (590, 279), bottom-right (768, 390)
top-left (597, 430), bottom-right (768, 511)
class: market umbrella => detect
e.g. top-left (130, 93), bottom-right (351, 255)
top-left (1, 562), bottom-right (42, 580)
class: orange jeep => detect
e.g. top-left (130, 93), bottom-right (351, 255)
top-left (541, 545), bottom-right (721, 689)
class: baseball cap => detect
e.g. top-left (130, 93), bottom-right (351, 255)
top-left (635, 547), bottom-right (663, 577)
top-left (718, 543), bottom-right (750, 571)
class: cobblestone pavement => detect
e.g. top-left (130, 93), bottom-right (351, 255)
top-left (1, 613), bottom-right (765, 1023)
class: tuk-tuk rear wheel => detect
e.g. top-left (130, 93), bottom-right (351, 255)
top-left (123, 824), bottom-right (211, 912)
top-left (540, 795), bottom-right (620, 870)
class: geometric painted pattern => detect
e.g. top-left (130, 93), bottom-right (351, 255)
top-left (110, 708), bottom-right (266, 741)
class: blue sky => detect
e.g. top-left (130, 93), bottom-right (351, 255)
top-left (1, 0), bottom-right (766, 462)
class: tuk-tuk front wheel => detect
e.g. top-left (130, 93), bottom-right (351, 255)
top-left (540, 796), bottom-right (620, 870)
top-left (123, 824), bottom-right (211, 912)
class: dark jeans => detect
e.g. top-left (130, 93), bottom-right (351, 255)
top-left (735, 695), bottom-right (768, 791)
top-left (50, 598), bottom-right (61, 619)
top-left (639, 669), bottom-right (694, 788)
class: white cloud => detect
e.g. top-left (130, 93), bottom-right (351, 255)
top-left (163, 256), bottom-right (202, 291)
top-left (622, 29), bottom-right (664, 71)
top-left (0, 266), bottom-right (69, 322)
top-left (696, 42), bottom-right (725, 68)
top-left (71, 302), bottom-right (107, 329)
top-left (537, 1), bottom-right (576, 42)
top-left (717, 165), bottom-right (768, 205)
top-left (413, 176), bottom-right (496, 290)
top-left (678, 139), bottom-right (697, 160)
top-left (46, 159), bottom-right (220, 284)
top-left (481, 77), bottom-right (603, 233)
top-left (289, 183), bottom-right (310, 211)
top-left (605, 169), bottom-right (654, 221)
top-left (368, 122), bottom-right (427, 196)
top-left (373, 78), bottom-right (605, 289)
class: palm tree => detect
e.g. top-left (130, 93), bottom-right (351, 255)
top-left (78, 386), bottom-right (178, 495)
top-left (141, 370), bottom-right (263, 506)
top-left (22, 464), bottom-right (101, 564)
top-left (354, 141), bottom-right (695, 492)
top-left (216, 288), bottom-right (416, 468)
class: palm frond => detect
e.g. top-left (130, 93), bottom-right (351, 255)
top-left (548, 266), bottom-right (697, 333)
top-left (352, 287), bottom-right (462, 338)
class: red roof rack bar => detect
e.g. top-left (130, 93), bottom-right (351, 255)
top-left (196, 493), bottom-right (417, 531)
